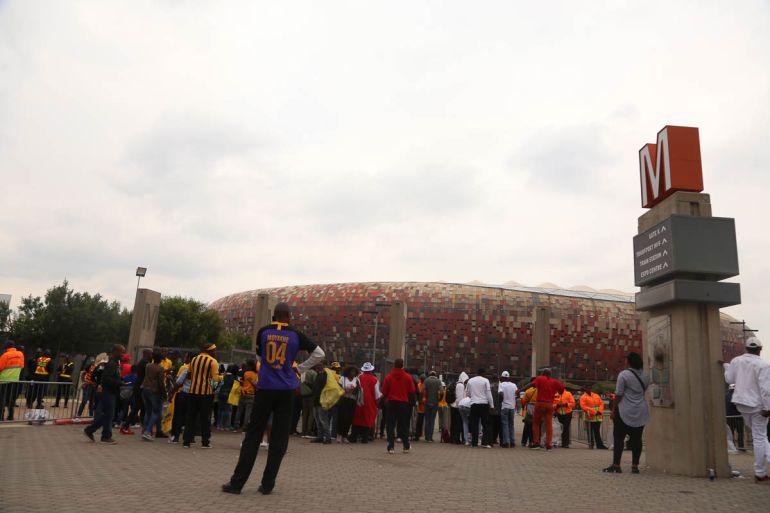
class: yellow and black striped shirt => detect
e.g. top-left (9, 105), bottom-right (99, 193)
top-left (188, 353), bottom-right (220, 396)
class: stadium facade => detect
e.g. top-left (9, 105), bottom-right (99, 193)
top-left (208, 282), bottom-right (746, 381)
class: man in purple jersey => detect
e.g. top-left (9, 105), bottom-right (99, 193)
top-left (222, 303), bottom-right (325, 495)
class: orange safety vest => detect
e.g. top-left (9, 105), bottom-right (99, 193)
top-left (553, 390), bottom-right (576, 415)
top-left (417, 382), bottom-right (426, 413)
top-left (35, 356), bottom-right (51, 376)
top-left (580, 392), bottom-right (604, 422)
top-left (84, 365), bottom-right (96, 385)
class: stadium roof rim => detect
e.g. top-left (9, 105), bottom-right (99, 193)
top-left (225, 281), bottom-right (636, 304)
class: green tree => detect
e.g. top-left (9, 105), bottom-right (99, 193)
top-left (11, 281), bottom-right (131, 356)
top-left (0, 300), bottom-right (12, 333)
top-left (217, 330), bottom-right (252, 351)
top-left (155, 296), bottom-right (224, 350)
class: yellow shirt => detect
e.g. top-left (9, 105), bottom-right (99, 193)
top-left (242, 370), bottom-right (257, 395)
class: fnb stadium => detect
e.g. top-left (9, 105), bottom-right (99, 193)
top-left (208, 281), bottom-right (746, 381)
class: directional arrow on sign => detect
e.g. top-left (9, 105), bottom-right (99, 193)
top-left (662, 238), bottom-right (668, 244)
top-left (663, 250), bottom-right (668, 256)
top-left (662, 262), bottom-right (669, 269)
top-left (661, 225), bottom-right (666, 232)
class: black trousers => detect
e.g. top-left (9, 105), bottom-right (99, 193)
top-left (521, 420), bottom-right (533, 446)
top-left (336, 397), bottom-right (356, 439)
top-left (727, 416), bottom-right (745, 449)
top-left (450, 407), bottom-right (462, 443)
top-left (54, 382), bottom-right (71, 407)
top-left (1, 382), bottom-right (19, 421)
top-left (171, 392), bottom-right (189, 438)
top-left (28, 378), bottom-right (48, 408)
top-left (415, 411), bottom-right (424, 440)
top-left (490, 414), bottom-right (501, 445)
top-left (386, 401), bottom-right (411, 450)
top-left (229, 389), bottom-right (294, 491)
top-left (469, 403), bottom-right (491, 446)
top-left (586, 421), bottom-right (606, 449)
top-left (612, 414), bottom-right (644, 465)
top-left (556, 412), bottom-right (572, 447)
top-left (184, 394), bottom-right (214, 445)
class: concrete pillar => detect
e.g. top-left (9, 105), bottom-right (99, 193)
top-left (387, 301), bottom-right (407, 368)
top-left (251, 293), bottom-right (274, 352)
top-left (127, 288), bottom-right (161, 362)
top-left (531, 305), bottom-right (551, 376)
top-left (638, 191), bottom-right (729, 477)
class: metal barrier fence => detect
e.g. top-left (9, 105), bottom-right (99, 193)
top-left (0, 381), bottom-right (91, 424)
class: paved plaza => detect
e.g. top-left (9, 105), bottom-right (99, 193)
top-left (0, 423), bottom-right (766, 513)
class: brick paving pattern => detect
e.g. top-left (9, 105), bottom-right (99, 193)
top-left (0, 424), bottom-right (766, 513)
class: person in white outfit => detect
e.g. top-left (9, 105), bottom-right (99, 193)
top-left (721, 337), bottom-right (770, 483)
top-left (465, 369), bottom-right (495, 448)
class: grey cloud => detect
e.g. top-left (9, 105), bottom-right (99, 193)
top-left (510, 124), bottom-right (615, 192)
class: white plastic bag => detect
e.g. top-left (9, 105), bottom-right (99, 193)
top-left (25, 409), bottom-right (51, 423)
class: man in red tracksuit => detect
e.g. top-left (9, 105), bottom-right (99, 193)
top-left (381, 358), bottom-right (416, 454)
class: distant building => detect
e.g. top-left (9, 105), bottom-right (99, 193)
top-left (209, 282), bottom-right (746, 381)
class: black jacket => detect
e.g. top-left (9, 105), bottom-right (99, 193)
top-left (100, 357), bottom-right (122, 395)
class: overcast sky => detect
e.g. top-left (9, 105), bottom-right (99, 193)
top-left (1, 1), bottom-right (768, 342)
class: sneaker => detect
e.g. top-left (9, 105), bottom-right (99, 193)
top-left (403, 448), bottom-right (410, 454)
top-left (201, 443), bottom-right (212, 449)
top-left (260, 441), bottom-right (269, 448)
top-left (119, 427), bottom-right (134, 436)
top-left (142, 433), bottom-right (154, 442)
top-left (100, 438), bottom-right (117, 445)
top-left (387, 448), bottom-right (395, 454)
top-left (182, 443), bottom-right (190, 449)
top-left (755, 475), bottom-right (770, 484)
top-left (602, 465), bottom-right (622, 473)
top-left (529, 446), bottom-right (540, 450)
top-left (481, 445), bottom-right (492, 449)
top-left (83, 429), bottom-right (95, 442)
top-left (168, 436), bottom-right (179, 444)
top-left (221, 483), bottom-right (241, 495)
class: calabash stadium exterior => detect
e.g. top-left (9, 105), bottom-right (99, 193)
top-left (208, 282), bottom-right (746, 381)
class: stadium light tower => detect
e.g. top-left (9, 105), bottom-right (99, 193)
top-left (136, 267), bottom-right (147, 291)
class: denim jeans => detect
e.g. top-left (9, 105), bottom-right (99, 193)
top-left (239, 394), bottom-right (255, 429)
top-left (217, 400), bottom-right (232, 429)
top-left (142, 389), bottom-right (162, 435)
top-left (459, 406), bottom-right (471, 444)
top-left (500, 408), bottom-right (516, 445)
top-left (423, 404), bottom-right (438, 441)
top-left (85, 391), bottom-right (116, 441)
top-left (77, 384), bottom-right (95, 417)
top-left (314, 405), bottom-right (331, 441)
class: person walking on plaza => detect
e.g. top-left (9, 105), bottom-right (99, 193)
top-left (336, 366), bottom-right (359, 443)
top-left (351, 362), bottom-right (380, 443)
top-left (381, 358), bottom-right (416, 454)
top-left (299, 364), bottom-right (317, 437)
top-left (422, 370), bottom-right (441, 442)
top-left (604, 352), bottom-right (650, 474)
top-left (498, 371), bottom-right (518, 448)
top-left (140, 351), bottom-right (166, 441)
top-left (222, 303), bottom-right (324, 495)
top-left (721, 337), bottom-right (770, 483)
top-left (183, 343), bottom-right (221, 449)
top-left (466, 368), bottom-right (494, 448)
top-left (450, 371), bottom-right (468, 444)
top-left (30, 349), bottom-right (53, 409)
top-left (0, 341), bottom-right (24, 421)
top-left (525, 368), bottom-right (564, 451)
top-left (53, 355), bottom-right (74, 408)
top-left (554, 387), bottom-right (576, 448)
top-left (580, 384), bottom-right (607, 450)
top-left (83, 345), bottom-right (124, 444)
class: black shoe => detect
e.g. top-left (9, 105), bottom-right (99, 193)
top-left (322, 439), bottom-right (332, 445)
top-left (631, 466), bottom-right (640, 474)
top-left (221, 483), bottom-right (241, 495)
top-left (310, 438), bottom-right (324, 443)
top-left (83, 429), bottom-right (95, 442)
top-left (258, 485), bottom-right (272, 495)
top-left (603, 465), bottom-right (622, 473)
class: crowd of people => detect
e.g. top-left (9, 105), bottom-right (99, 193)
top-left (1, 309), bottom-right (769, 488)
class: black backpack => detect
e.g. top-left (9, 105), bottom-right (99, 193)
top-left (445, 381), bottom-right (456, 405)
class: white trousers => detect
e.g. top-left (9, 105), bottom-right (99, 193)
top-left (741, 411), bottom-right (770, 477)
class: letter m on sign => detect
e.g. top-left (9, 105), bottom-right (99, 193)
top-left (639, 126), bottom-right (704, 208)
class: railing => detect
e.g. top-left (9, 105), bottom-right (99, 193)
top-left (0, 381), bottom-right (92, 424)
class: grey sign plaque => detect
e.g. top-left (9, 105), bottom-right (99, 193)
top-left (633, 215), bottom-right (739, 287)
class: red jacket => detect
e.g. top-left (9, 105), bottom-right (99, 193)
top-left (381, 368), bottom-right (416, 403)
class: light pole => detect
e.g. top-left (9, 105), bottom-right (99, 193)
top-left (136, 267), bottom-right (147, 291)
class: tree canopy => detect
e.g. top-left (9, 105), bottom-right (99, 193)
top-left (6, 281), bottom-right (249, 357)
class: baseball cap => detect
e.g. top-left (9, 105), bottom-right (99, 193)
top-left (745, 337), bottom-right (762, 349)
top-left (501, 371), bottom-right (510, 378)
